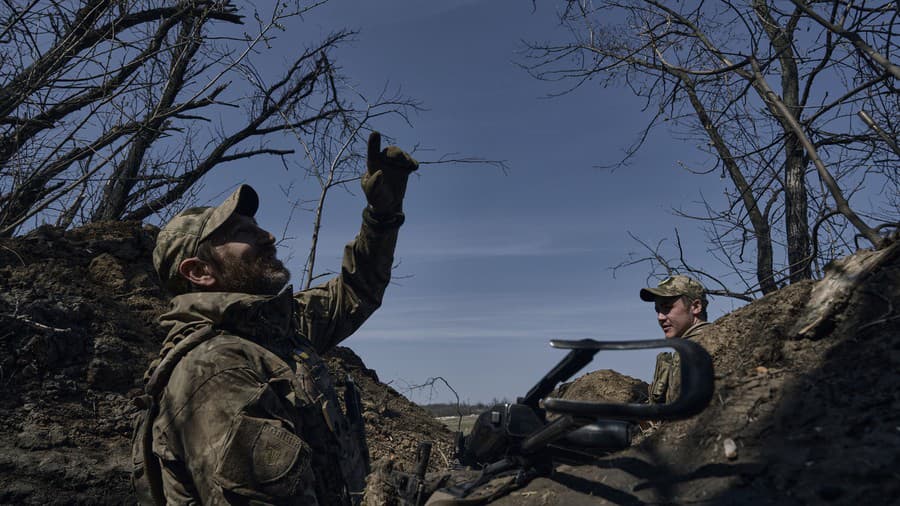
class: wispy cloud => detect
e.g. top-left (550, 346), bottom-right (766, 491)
top-left (402, 239), bottom-right (595, 259)
top-left (354, 292), bottom-right (660, 343)
top-left (398, 220), bottom-right (613, 259)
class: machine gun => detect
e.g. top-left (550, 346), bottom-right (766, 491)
top-left (402, 338), bottom-right (714, 505)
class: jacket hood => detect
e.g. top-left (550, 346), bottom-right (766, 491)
top-left (143, 288), bottom-right (297, 386)
top-left (159, 287), bottom-right (296, 342)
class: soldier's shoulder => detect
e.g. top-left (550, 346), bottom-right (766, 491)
top-left (171, 332), bottom-right (274, 381)
top-left (162, 333), bottom-right (285, 412)
top-left (684, 321), bottom-right (713, 339)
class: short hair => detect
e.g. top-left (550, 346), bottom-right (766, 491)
top-left (683, 294), bottom-right (708, 321)
top-left (186, 217), bottom-right (239, 293)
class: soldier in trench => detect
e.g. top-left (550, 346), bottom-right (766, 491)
top-left (640, 275), bottom-right (712, 404)
top-left (133, 132), bottom-right (417, 505)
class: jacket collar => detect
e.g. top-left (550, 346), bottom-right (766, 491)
top-left (159, 286), bottom-right (295, 342)
top-left (682, 321), bottom-right (711, 339)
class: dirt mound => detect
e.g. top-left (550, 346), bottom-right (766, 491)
top-left (491, 239), bottom-right (900, 505)
top-left (325, 347), bottom-right (456, 472)
top-left (556, 369), bottom-right (649, 405)
top-left (0, 222), bottom-right (453, 505)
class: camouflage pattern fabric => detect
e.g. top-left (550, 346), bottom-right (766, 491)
top-left (136, 217), bottom-right (398, 505)
top-left (649, 322), bottom-right (712, 405)
top-left (639, 275), bottom-right (707, 303)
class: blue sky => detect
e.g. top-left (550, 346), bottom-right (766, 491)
top-left (194, 0), bottom-right (748, 404)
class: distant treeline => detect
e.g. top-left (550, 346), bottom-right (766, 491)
top-left (421, 399), bottom-right (511, 418)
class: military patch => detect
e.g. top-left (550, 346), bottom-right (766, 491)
top-left (254, 423), bottom-right (307, 482)
top-left (215, 414), bottom-right (310, 497)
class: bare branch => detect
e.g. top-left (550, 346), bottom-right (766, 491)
top-left (858, 110), bottom-right (900, 157)
top-left (527, 0), bottom-right (896, 297)
top-left (750, 56), bottom-right (883, 248)
top-left (789, 0), bottom-right (900, 80)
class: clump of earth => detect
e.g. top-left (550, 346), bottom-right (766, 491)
top-left (0, 222), bottom-right (896, 505)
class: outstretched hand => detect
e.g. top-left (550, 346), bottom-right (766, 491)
top-left (362, 131), bottom-right (418, 214)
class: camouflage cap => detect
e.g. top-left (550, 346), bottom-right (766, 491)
top-left (153, 185), bottom-right (259, 295)
top-left (640, 275), bottom-right (707, 302)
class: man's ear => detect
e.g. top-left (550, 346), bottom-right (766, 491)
top-left (690, 298), bottom-right (703, 318)
top-left (178, 257), bottom-right (218, 289)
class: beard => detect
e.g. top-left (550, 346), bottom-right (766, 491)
top-left (215, 250), bottom-right (291, 296)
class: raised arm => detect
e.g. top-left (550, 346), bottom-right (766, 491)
top-left (295, 131), bottom-right (418, 353)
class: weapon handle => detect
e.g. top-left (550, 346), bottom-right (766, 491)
top-left (542, 338), bottom-right (714, 421)
top-left (520, 415), bottom-right (578, 454)
top-left (518, 348), bottom-right (598, 410)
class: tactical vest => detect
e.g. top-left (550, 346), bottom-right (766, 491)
top-left (291, 339), bottom-right (370, 504)
top-left (649, 351), bottom-right (680, 404)
top-left (649, 322), bottom-right (711, 404)
top-left (131, 325), bottom-right (370, 505)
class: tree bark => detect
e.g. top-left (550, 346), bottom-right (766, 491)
top-left (753, 0), bottom-right (811, 281)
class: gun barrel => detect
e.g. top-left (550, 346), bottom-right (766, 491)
top-left (345, 374), bottom-right (362, 420)
top-left (344, 374), bottom-right (370, 473)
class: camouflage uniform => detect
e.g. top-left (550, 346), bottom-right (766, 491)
top-left (648, 321), bottom-right (712, 404)
top-left (134, 142), bottom-right (415, 505)
top-left (640, 276), bottom-right (710, 405)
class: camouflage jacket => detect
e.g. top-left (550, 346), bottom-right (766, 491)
top-left (136, 219), bottom-right (398, 505)
top-left (649, 322), bottom-right (712, 405)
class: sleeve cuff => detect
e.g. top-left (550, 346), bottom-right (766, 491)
top-left (363, 206), bottom-right (405, 231)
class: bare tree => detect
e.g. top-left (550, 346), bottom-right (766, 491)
top-left (0, 0), bottom-right (385, 236)
top-left (527, 0), bottom-right (898, 297)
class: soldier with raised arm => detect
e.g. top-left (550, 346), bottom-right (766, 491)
top-left (132, 132), bottom-right (418, 505)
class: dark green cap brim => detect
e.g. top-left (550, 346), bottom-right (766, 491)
top-left (640, 287), bottom-right (673, 301)
top-left (198, 185), bottom-right (259, 245)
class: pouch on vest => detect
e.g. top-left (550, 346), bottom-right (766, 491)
top-left (293, 344), bottom-right (370, 503)
top-left (650, 352), bottom-right (673, 404)
top-left (214, 414), bottom-right (313, 500)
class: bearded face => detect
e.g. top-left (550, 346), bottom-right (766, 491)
top-left (212, 246), bottom-right (290, 295)
top-left (198, 214), bottom-right (292, 296)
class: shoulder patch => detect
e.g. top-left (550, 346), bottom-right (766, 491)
top-left (215, 414), bottom-right (311, 498)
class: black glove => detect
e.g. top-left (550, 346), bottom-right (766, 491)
top-left (361, 131), bottom-right (418, 215)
